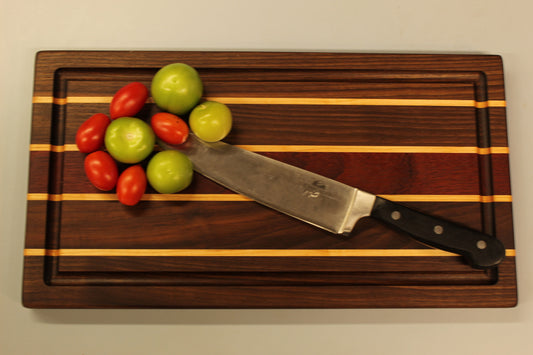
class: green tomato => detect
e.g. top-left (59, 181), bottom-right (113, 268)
top-left (151, 63), bottom-right (203, 116)
top-left (189, 101), bottom-right (232, 142)
top-left (147, 150), bottom-right (193, 194)
top-left (104, 117), bottom-right (155, 164)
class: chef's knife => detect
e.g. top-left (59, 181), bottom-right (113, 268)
top-left (159, 135), bottom-right (505, 269)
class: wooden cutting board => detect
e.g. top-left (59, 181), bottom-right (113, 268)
top-left (23, 51), bottom-right (517, 308)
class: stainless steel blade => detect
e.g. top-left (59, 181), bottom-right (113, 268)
top-left (159, 135), bottom-right (376, 235)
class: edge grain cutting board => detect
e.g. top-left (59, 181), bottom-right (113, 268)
top-left (23, 51), bottom-right (517, 308)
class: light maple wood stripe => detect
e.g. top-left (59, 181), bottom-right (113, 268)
top-left (483, 147), bottom-right (510, 154)
top-left (69, 96), bottom-right (112, 104)
top-left (143, 194), bottom-right (252, 202)
top-left (32, 97), bottom-right (69, 105)
top-left (32, 96), bottom-right (54, 104)
top-left (32, 96), bottom-right (507, 108)
top-left (27, 193), bottom-right (50, 201)
top-left (26, 193), bottom-right (512, 203)
top-left (207, 97), bottom-right (508, 108)
top-left (378, 194), bottom-right (512, 203)
top-left (29, 144), bottom-right (510, 155)
top-left (23, 248), bottom-right (516, 257)
top-left (63, 144), bottom-right (78, 151)
top-left (31, 96), bottom-right (154, 104)
top-left (29, 144), bottom-right (67, 152)
top-left (483, 100), bottom-right (507, 107)
top-left (238, 145), bottom-right (510, 154)
top-left (26, 193), bottom-right (251, 202)
top-left (490, 195), bottom-right (514, 202)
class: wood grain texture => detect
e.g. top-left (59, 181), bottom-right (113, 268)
top-left (23, 51), bottom-right (516, 308)
top-left (22, 256), bottom-right (517, 308)
top-left (28, 151), bottom-right (490, 193)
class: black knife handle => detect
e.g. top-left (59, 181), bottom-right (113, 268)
top-left (370, 196), bottom-right (505, 269)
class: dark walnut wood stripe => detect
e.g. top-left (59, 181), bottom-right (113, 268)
top-left (24, 199), bottom-right (514, 251)
top-left (30, 104), bottom-right (510, 148)
top-left (22, 256), bottom-right (517, 308)
top-left (23, 201), bottom-right (512, 249)
top-left (31, 52), bottom-right (507, 99)
top-left (24, 249), bottom-right (516, 286)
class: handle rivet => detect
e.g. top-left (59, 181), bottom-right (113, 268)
top-left (433, 225), bottom-right (444, 235)
top-left (477, 240), bottom-right (487, 250)
top-left (391, 211), bottom-right (401, 220)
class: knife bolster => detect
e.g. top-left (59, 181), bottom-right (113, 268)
top-left (340, 189), bottom-right (376, 236)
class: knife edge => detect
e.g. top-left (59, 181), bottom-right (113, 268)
top-left (159, 135), bottom-right (367, 235)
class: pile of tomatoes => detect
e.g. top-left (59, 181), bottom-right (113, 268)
top-left (75, 63), bottom-right (232, 206)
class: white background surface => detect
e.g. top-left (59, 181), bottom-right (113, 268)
top-left (1, 0), bottom-right (531, 354)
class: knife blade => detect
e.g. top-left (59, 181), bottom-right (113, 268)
top-left (159, 135), bottom-right (505, 269)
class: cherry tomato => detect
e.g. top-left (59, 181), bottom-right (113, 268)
top-left (110, 82), bottom-right (149, 119)
top-left (84, 151), bottom-right (118, 191)
top-left (147, 150), bottom-right (193, 194)
top-left (116, 165), bottom-right (147, 206)
top-left (150, 112), bottom-right (189, 145)
top-left (151, 63), bottom-right (203, 115)
top-left (189, 101), bottom-right (232, 142)
top-left (76, 113), bottom-right (111, 153)
top-left (104, 117), bottom-right (155, 164)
